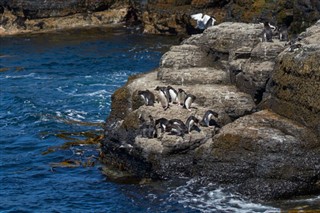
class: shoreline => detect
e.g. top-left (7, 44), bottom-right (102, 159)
top-left (100, 20), bottom-right (320, 201)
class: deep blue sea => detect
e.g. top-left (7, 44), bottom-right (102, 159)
top-left (1, 27), bottom-right (319, 212)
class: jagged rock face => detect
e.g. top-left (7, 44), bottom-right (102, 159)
top-left (265, 20), bottom-right (320, 136)
top-left (1, 0), bottom-right (122, 19)
top-left (183, 22), bottom-right (288, 103)
top-left (0, 0), bottom-right (134, 35)
top-left (183, 22), bottom-right (263, 52)
top-left (195, 110), bottom-right (320, 200)
top-left (230, 41), bottom-right (286, 103)
top-left (142, 0), bottom-right (319, 36)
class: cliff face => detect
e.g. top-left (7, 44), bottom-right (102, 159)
top-left (1, 0), bottom-right (319, 36)
top-left (0, 0), bottom-right (137, 35)
top-left (143, 0), bottom-right (319, 36)
top-left (266, 20), bottom-right (320, 136)
top-left (100, 21), bottom-right (320, 200)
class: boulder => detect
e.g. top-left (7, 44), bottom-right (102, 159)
top-left (159, 44), bottom-right (216, 69)
top-left (230, 41), bottom-right (287, 103)
top-left (183, 22), bottom-right (264, 53)
top-left (195, 110), bottom-right (320, 200)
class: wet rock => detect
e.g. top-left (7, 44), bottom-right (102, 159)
top-left (195, 110), bottom-right (320, 200)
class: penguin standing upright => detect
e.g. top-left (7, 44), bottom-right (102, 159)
top-left (200, 110), bottom-right (219, 127)
top-left (167, 86), bottom-right (178, 104)
top-left (155, 86), bottom-right (169, 110)
top-left (184, 94), bottom-right (196, 111)
top-left (185, 116), bottom-right (199, 133)
top-left (178, 88), bottom-right (187, 106)
top-left (263, 22), bottom-right (273, 42)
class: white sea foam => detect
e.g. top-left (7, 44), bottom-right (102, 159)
top-left (167, 178), bottom-right (279, 213)
top-left (5, 73), bottom-right (36, 79)
top-left (71, 89), bottom-right (111, 97)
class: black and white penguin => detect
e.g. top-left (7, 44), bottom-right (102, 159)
top-left (155, 118), bottom-right (169, 133)
top-left (167, 86), bottom-right (178, 104)
top-left (138, 90), bottom-right (155, 106)
top-left (168, 119), bottom-right (188, 136)
top-left (200, 110), bottom-right (219, 127)
top-left (288, 43), bottom-right (302, 52)
top-left (184, 94), bottom-right (196, 111)
top-left (263, 22), bottom-right (273, 42)
top-left (155, 86), bottom-right (169, 110)
top-left (169, 124), bottom-right (186, 136)
top-left (185, 115), bottom-right (199, 133)
top-left (178, 88), bottom-right (187, 106)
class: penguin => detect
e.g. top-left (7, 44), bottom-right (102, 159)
top-left (155, 118), bottom-right (169, 133)
top-left (279, 25), bottom-right (288, 41)
top-left (168, 119), bottom-right (188, 136)
top-left (169, 124), bottom-right (186, 137)
top-left (183, 94), bottom-right (196, 111)
top-left (288, 43), bottom-right (302, 52)
top-left (263, 22), bottom-right (273, 42)
top-left (155, 86), bottom-right (169, 110)
top-left (185, 115), bottom-right (199, 133)
top-left (200, 110), bottom-right (219, 127)
top-left (138, 90), bottom-right (155, 106)
top-left (178, 88), bottom-right (187, 106)
top-left (167, 86), bottom-right (178, 104)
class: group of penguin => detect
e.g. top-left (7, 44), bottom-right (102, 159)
top-left (138, 86), bottom-right (196, 111)
top-left (137, 85), bottom-right (220, 138)
top-left (139, 110), bottom-right (220, 138)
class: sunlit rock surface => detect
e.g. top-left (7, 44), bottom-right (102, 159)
top-left (101, 21), bottom-right (320, 200)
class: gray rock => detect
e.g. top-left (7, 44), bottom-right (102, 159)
top-left (230, 39), bottom-right (286, 103)
top-left (195, 110), bottom-right (320, 200)
top-left (158, 67), bottom-right (229, 85)
top-left (160, 44), bottom-right (216, 69)
top-left (183, 22), bottom-right (264, 53)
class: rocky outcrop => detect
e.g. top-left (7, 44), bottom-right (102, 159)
top-left (195, 110), bottom-right (320, 200)
top-left (264, 20), bottom-right (320, 136)
top-left (142, 0), bottom-right (320, 36)
top-left (101, 21), bottom-right (320, 200)
top-left (0, 0), bottom-right (137, 35)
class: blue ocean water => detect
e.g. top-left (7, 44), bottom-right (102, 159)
top-left (0, 27), bottom-right (319, 212)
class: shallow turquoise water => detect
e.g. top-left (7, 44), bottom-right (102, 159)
top-left (1, 27), bottom-right (318, 212)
